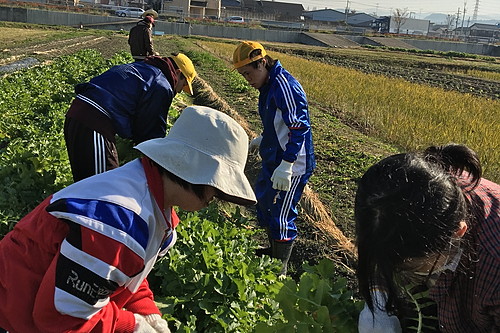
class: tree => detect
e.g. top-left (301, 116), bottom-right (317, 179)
top-left (446, 14), bottom-right (456, 37)
top-left (392, 8), bottom-right (409, 34)
top-left (446, 14), bottom-right (456, 30)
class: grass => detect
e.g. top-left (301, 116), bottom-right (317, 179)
top-left (273, 41), bottom-right (500, 68)
top-left (196, 39), bottom-right (500, 183)
top-left (0, 22), bottom-right (120, 63)
top-left (0, 23), bottom-right (80, 45)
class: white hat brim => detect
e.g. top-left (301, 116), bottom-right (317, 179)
top-left (136, 138), bottom-right (256, 206)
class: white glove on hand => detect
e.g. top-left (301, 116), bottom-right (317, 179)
top-left (358, 290), bottom-right (402, 333)
top-left (144, 314), bottom-right (171, 333)
top-left (271, 160), bottom-right (293, 191)
top-left (249, 135), bottom-right (262, 153)
top-left (133, 314), bottom-right (156, 333)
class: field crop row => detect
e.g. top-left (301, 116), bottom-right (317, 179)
top-left (267, 44), bottom-right (500, 100)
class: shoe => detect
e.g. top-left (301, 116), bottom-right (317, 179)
top-left (255, 246), bottom-right (272, 257)
top-left (272, 240), bottom-right (294, 276)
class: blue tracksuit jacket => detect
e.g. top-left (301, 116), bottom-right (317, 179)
top-left (75, 61), bottom-right (174, 144)
top-left (256, 60), bottom-right (315, 241)
top-left (258, 60), bottom-right (315, 175)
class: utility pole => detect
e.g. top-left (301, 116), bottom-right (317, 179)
top-left (455, 7), bottom-right (461, 36)
top-left (472, 0), bottom-right (479, 22)
top-left (344, 0), bottom-right (350, 25)
top-left (461, 1), bottom-right (467, 35)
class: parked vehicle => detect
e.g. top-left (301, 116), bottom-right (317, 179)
top-left (225, 16), bottom-right (244, 23)
top-left (115, 7), bottom-right (145, 18)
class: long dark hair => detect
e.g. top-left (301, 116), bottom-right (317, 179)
top-left (355, 143), bottom-right (482, 314)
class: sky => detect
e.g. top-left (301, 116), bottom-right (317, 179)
top-left (282, 0), bottom-right (500, 21)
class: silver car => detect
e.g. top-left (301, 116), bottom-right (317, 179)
top-left (115, 7), bottom-right (145, 18)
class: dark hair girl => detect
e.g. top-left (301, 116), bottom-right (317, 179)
top-left (355, 143), bottom-right (499, 332)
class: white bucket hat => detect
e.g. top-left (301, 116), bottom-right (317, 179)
top-left (135, 105), bottom-right (256, 205)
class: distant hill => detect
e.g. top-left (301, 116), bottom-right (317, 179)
top-left (423, 13), bottom-right (448, 24)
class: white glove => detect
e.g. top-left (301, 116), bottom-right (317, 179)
top-left (358, 290), bottom-right (402, 333)
top-left (133, 314), bottom-right (156, 333)
top-left (249, 135), bottom-right (262, 153)
top-left (271, 160), bottom-right (293, 191)
top-left (144, 314), bottom-right (171, 333)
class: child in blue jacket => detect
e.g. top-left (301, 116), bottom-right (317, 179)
top-left (64, 54), bottom-right (196, 182)
top-left (233, 41), bottom-right (316, 275)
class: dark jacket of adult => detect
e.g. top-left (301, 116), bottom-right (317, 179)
top-left (128, 20), bottom-right (154, 60)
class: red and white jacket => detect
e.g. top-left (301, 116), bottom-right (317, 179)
top-left (0, 158), bottom-right (178, 332)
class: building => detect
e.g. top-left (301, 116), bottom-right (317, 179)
top-left (222, 0), bottom-right (304, 21)
top-left (468, 23), bottom-right (500, 42)
top-left (302, 9), bottom-right (345, 23)
top-left (372, 16), bottom-right (430, 35)
top-left (346, 13), bottom-right (376, 27)
top-left (428, 24), bottom-right (452, 38)
top-left (162, 0), bottom-right (221, 19)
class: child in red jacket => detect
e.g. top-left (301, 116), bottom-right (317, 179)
top-left (0, 106), bottom-right (256, 333)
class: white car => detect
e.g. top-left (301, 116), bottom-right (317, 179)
top-left (115, 7), bottom-right (145, 18)
top-left (225, 16), bottom-right (244, 23)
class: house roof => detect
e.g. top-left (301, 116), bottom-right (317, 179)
top-left (470, 23), bottom-right (500, 31)
top-left (347, 13), bottom-right (376, 22)
top-left (303, 8), bottom-right (346, 22)
top-left (304, 8), bottom-right (344, 15)
top-left (222, 0), bottom-right (304, 18)
top-left (267, 1), bottom-right (303, 11)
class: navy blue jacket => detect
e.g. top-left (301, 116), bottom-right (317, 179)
top-left (75, 61), bottom-right (174, 144)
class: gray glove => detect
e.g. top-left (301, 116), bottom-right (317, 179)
top-left (133, 314), bottom-right (156, 333)
top-left (144, 314), bottom-right (171, 333)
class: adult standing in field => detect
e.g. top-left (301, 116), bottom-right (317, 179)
top-left (0, 106), bottom-right (257, 333)
top-left (233, 41), bottom-right (316, 275)
top-left (128, 13), bottom-right (157, 61)
top-left (64, 53), bottom-right (196, 182)
top-left (356, 143), bottom-right (500, 332)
